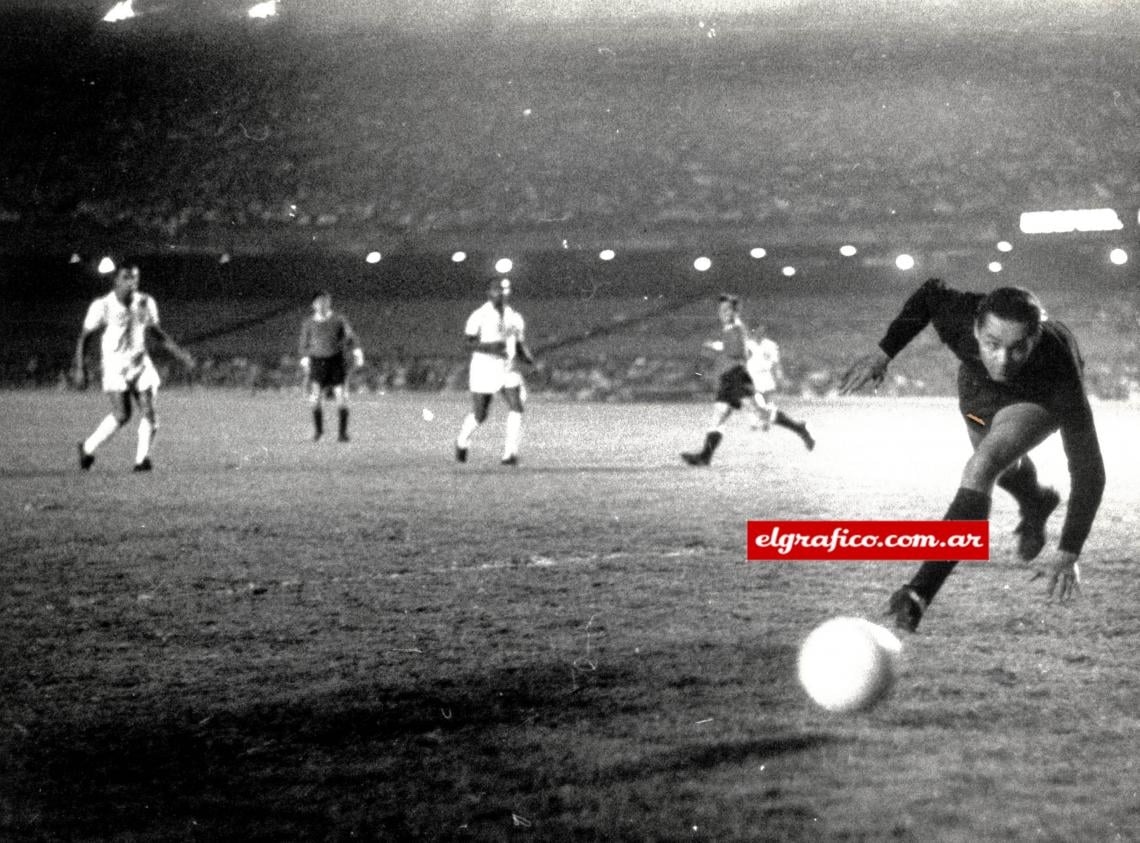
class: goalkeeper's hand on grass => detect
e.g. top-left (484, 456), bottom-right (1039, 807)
top-left (1030, 549), bottom-right (1081, 602)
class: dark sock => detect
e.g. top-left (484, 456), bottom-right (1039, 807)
top-left (702, 430), bottom-right (723, 460)
top-left (312, 407), bottom-right (323, 438)
top-left (909, 486), bottom-right (991, 605)
top-left (773, 410), bottom-right (803, 431)
top-left (338, 407), bottom-right (349, 438)
top-left (996, 457), bottom-right (1042, 514)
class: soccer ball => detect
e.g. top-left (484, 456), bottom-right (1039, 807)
top-left (797, 617), bottom-right (902, 713)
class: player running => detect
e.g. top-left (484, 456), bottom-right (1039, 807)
top-left (746, 324), bottom-right (786, 431)
top-left (841, 280), bottom-right (1105, 632)
top-left (455, 278), bottom-right (536, 466)
top-left (298, 291), bottom-right (364, 442)
top-left (682, 294), bottom-right (814, 466)
top-left (74, 261), bottom-right (195, 472)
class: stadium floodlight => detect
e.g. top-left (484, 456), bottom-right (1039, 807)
top-left (451, 251), bottom-right (467, 263)
top-left (1109, 248), bottom-right (1129, 266)
top-left (365, 251), bottom-right (382, 264)
top-left (693, 256), bottom-right (712, 272)
top-left (1019, 208), bottom-right (1123, 234)
top-left (494, 258), bottom-right (513, 274)
top-left (895, 254), bottom-right (915, 271)
top-left (749, 247), bottom-right (767, 259)
top-left (248, 0), bottom-right (277, 18)
top-left (839, 245), bottom-right (857, 257)
top-left (988, 261), bottom-right (1003, 273)
top-left (996, 241), bottom-right (1013, 253)
top-left (781, 266), bottom-right (796, 277)
top-left (103, 0), bottom-right (135, 22)
top-left (599, 249), bottom-right (615, 261)
top-left (97, 256), bottom-right (117, 274)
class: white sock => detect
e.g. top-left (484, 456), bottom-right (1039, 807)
top-left (84, 415), bottom-right (121, 454)
top-left (136, 418), bottom-right (154, 464)
top-left (503, 411), bottom-right (523, 458)
top-left (457, 413), bottom-right (479, 448)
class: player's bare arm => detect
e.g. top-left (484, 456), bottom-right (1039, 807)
top-left (148, 325), bottom-right (195, 369)
top-left (72, 328), bottom-right (97, 388)
top-left (515, 338), bottom-right (536, 367)
top-left (466, 334), bottom-right (506, 355)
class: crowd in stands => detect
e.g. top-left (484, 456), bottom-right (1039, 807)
top-left (3, 15), bottom-right (1138, 402)
top-left (2, 20), bottom-right (1139, 247)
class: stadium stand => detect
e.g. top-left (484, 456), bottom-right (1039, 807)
top-left (1, 10), bottom-right (1137, 397)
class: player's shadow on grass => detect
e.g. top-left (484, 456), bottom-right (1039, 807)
top-left (600, 734), bottom-right (843, 783)
top-left (7, 649), bottom-right (817, 838)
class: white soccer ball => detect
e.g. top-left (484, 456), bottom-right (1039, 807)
top-left (797, 617), bottom-right (902, 713)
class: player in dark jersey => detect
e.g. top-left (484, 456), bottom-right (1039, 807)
top-left (682, 294), bottom-right (814, 466)
top-left (840, 280), bottom-right (1105, 632)
top-left (298, 291), bottom-right (364, 442)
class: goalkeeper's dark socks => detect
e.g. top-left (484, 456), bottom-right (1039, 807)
top-left (997, 456), bottom-right (1044, 514)
top-left (702, 430), bottom-right (723, 461)
top-left (909, 486), bottom-right (991, 605)
top-left (312, 407), bottom-right (324, 440)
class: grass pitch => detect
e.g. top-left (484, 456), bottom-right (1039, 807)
top-left (2, 390), bottom-right (1139, 841)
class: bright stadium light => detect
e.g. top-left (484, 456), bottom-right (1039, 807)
top-left (365, 251), bottom-right (382, 264)
top-left (1109, 248), bottom-right (1129, 266)
top-left (996, 240), bottom-right (1013, 253)
top-left (749, 247), bottom-right (767, 259)
top-left (1019, 208), bottom-right (1123, 234)
top-left (97, 256), bottom-right (116, 274)
top-left (781, 266), bottom-right (796, 277)
top-left (451, 251), bottom-right (467, 263)
top-left (988, 261), bottom-right (1003, 273)
top-left (895, 254), bottom-right (915, 271)
top-left (840, 244), bottom-right (858, 257)
top-left (103, 0), bottom-right (135, 22)
top-left (599, 249), bottom-right (615, 261)
top-left (494, 258), bottom-right (513, 274)
top-left (247, 0), bottom-right (277, 18)
top-left (693, 256), bottom-right (712, 272)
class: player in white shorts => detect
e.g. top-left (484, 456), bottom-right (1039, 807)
top-left (745, 327), bottom-right (782, 431)
top-left (455, 278), bottom-right (536, 465)
top-left (73, 262), bottom-right (195, 472)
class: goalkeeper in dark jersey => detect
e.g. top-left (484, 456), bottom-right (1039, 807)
top-left (841, 280), bottom-right (1105, 632)
top-left (298, 291), bottom-right (365, 442)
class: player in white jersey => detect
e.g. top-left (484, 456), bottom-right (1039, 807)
top-left (73, 262), bottom-right (195, 471)
top-left (455, 278), bottom-right (536, 465)
top-left (745, 326), bottom-right (783, 431)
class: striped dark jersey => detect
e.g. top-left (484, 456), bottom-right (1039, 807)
top-left (877, 278), bottom-right (1104, 555)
